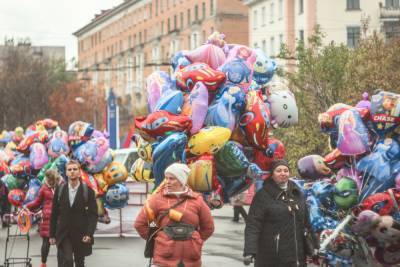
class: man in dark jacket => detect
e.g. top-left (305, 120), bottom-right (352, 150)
top-left (243, 160), bottom-right (318, 267)
top-left (50, 160), bottom-right (97, 267)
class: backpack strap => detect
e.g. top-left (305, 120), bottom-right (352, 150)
top-left (82, 183), bottom-right (89, 212)
top-left (58, 183), bottom-right (66, 203)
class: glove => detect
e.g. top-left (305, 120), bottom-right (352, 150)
top-left (243, 254), bottom-right (255, 266)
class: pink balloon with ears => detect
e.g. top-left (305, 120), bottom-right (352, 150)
top-left (185, 44), bottom-right (226, 70)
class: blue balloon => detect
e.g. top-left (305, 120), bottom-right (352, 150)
top-left (24, 178), bottom-right (42, 204)
top-left (152, 133), bottom-right (187, 188)
top-left (252, 48), bottom-right (277, 86)
top-left (307, 195), bottom-right (339, 232)
top-left (171, 51), bottom-right (191, 71)
top-left (104, 183), bottom-right (129, 209)
top-left (358, 173), bottom-right (395, 202)
top-left (154, 89), bottom-right (184, 114)
top-left (217, 176), bottom-right (251, 203)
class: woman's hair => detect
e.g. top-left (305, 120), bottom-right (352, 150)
top-left (45, 169), bottom-right (60, 184)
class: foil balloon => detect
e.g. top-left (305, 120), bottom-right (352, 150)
top-left (86, 149), bottom-right (113, 174)
top-left (17, 130), bottom-right (48, 153)
top-left (0, 149), bottom-right (14, 164)
top-left (370, 91), bottom-right (400, 137)
top-left (266, 89), bottom-right (298, 128)
top-left (337, 109), bottom-right (369, 155)
top-left (355, 92), bottom-right (371, 110)
top-left (239, 90), bottom-right (271, 149)
top-left (24, 178), bottom-right (42, 204)
top-left (252, 48), bottom-right (276, 86)
top-left (171, 50), bottom-right (191, 71)
top-left (355, 189), bottom-right (400, 216)
top-left (134, 110), bottom-right (192, 141)
top-left (0, 160), bottom-right (9, 177)
top-left (154, 88), bottom-right (184, 114)
top-left (207, 31), bottom-right (228, 51)
top-left (68, 121), bottom-right (94, 149)
top-left (307, 194), bottom-right (338, 232)
top-left (152, 132), bottom-right (187, 187)
top-left (104, 183), bottom-right (129, 209)
top-left (297, 155), bottom-right (331, 180)
top-left (370, 215), bottom-right (400, 244)
top-left (175, 63), bottom-right (226, 92)
top-left (188, 126), bottom-right (231, 156)
top-left (185, 44), bottom-right (226, 70)
top-left (74, 137), bottom-right (109, 166)
top-left (10, 155), bottom-right (31, 178)
top-left (323, 149), bottom-right (350, 172)
top-left (333, 176), bottom-right (358, 210)
top-left (36, 118), bottom-right (58, 131)
top-left (136, 136), bottom-right (156, 163)
top-left (351, 210), bottom-right (381, 236)
top-left (1, 174), bottom-right (24, 190)
top-left (356, 138), bottom-right (400, 183)
top-left (81, 171), bottom-right (102, 196)
top-left (47, 130), bottom-right (69, 159)
top-left (0, 130), bottom-right (13, 144)
top-left (94, 173), bottom-right (109, 194)
top-left (218, 176), bottom-right (252, 203)
top-left (181, 82), bottom-right (209, 135)
top-left (146, 71), bottom-right (173, 113)
top-left (358, 173), bottom-right (395, 202)
top-left (215, 141), bottom-right (249, 178)
top-left (13, 127), bottom-right (24, 144)
top-left (187, 154), bottom-right (218, 192)
top-left (102, 161), bottom-right (128, 186)
top-left (375, 243), bottom-right (400, 265)
top-left (131, 158), bottom-right (154, 183)
top-left (8, 188), bottom-right (25, 207)
top-left (253, 137), bottom-right (286, 172)
top-left (29, 142), bottom-right (49, 170)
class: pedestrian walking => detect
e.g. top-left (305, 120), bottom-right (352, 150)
top-left (135, 162), bottom-right (215, 267)
top-left (231, 191), bottom-right (248, 223)
top-left (0, 179), bottom-right (10, 228)
top-left (243, 159), bottom-right (318, 267)
top-left (50, 160), bottom-right (97, 267)
top-left (24, 169), bottom-right (60, 267)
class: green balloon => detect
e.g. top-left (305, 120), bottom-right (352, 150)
top-left (1, 174), bottom-right (26, 190)
top-left (333, 176), bottom-right (358, 210)
top-left (37, 161), bottom-right (53, 182)
top-left (215, 141), bottom-right (249, 178)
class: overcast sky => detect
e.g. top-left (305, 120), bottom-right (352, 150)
top-left (0, 0), bottom-right (123, 65)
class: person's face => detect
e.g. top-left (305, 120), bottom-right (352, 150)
top-left (272, 165), bottom-right (290, 185)
top-left (165, 173), bottom-right (184, 192)
top-left (66, 164), bottom-right (80, 181)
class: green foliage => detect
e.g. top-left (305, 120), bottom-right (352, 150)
top-left (274, 28), bottom-right (400, 173)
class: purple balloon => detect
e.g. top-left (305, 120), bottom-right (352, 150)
top-left (189, 82), bottom-right (209, 134)
top-left (29, 143), bottom-right (49, 170)
top-left (337, 109), bottom-right (369, 156)
top-left (355, 92), bottom-right (371, 110)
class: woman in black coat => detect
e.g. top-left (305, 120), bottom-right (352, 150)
top-left (243, 160), bottom-right (318, 267)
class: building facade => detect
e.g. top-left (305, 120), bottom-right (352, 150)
top-left (74, 0), bottom-right (249, 136)
top-left (244, 0), bottom-right (400, 58)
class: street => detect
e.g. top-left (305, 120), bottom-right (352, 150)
top-left (0, 206), bottom-right (247, 267)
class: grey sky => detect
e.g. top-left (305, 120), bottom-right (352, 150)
top-left (0, 0), bottom-right (123, 65)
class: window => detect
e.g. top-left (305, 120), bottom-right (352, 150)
top-left (210, 0), bottom-right (214, 15)
top-left (261, 7), bottom-right (266, 26)
top-left (195, 5), bottom-right (199, 21)
top-left (180, 12), bottom-right (184, 29)
top-left (210, 27), bottom-right (214, 34)
top-left (270, 3), bottom-right (274, 23)
top-left (299, 30), bottom-right (304, 42)
top-left (270, 36), bottom-right (275, 56)
top-left (187, 9), bottom-right (191, 26)
top-left (174, 15), bottom-right (177, 30)
top-left (253, 10), bottom-right (258, 29)
top-left (279, 0), bottom-right (283, 19)
top-left (161, 21), bottom-right (164, 34)
top-left (254, 42), bottom-right (258, 48)
top-left (139, 32), bottom-right (142, 44)
top-left (386, 0), bottom-right (400, 7)
top-left (156, 0), bottom-right (158, 15)
top-left (347, 26), bottom-right (360, 48)
top-left (346, 0), bottom-right (360, 10)
top-left (188, 36), bottom-right (191, 49)
top-left (279, 34), bottom-right (284, 46)
top-left (168, 18), bottom-right (171, 32)
top-left (134, 34), bottom-right (137, 45)
top-left (202, 2), bottom-right (206, 19)
top-left (202, 30), bottom-right (206, 43)
top-left (262, 40), bottom-right (266, 52)
top-left (299, 0), bottom-right (304, 14)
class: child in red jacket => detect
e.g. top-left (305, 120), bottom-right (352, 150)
top-left (25, 169), bottom-right (60, 267)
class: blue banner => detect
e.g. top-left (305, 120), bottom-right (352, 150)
top-left (107, 89), bottom-right (119, 149)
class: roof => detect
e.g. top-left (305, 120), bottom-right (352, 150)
top-left (73, 0), bottom-right (142, 37)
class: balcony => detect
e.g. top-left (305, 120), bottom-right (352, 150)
top-left (379, 3), bottom-right (400, 21)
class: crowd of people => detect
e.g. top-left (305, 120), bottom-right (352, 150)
top-left (0, 159), bottom-right (319, 267)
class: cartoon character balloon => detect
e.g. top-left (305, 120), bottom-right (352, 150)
top-left (47, 130), bottom-right (69, 159)
top-left (104, 183), bottom-right (129, 209)
top-left (252, 48), bottom-right (276, 86)
top-left (297, 155), bottom-right (331, 180)
top-left (266, 89), bottom-right (298, 128)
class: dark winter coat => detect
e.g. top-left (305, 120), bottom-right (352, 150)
top-left (25, 183), bottom-right (55, 237)
top-left (244, 178), bottom-right (315, 267)
top-left (50, 183), bottom-right (97, 257)
top-left (0, 181), bottom-right (10, 216)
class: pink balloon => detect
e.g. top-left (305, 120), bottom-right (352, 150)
top-left (29, 142), bottom-right (49, 170)
top-left (146, 71), bottom-right (171, 113)
top-left (185, 44), bottom-right (226, 70)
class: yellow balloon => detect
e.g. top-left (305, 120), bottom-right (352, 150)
top-left (93, 173), bottom-right (108, 193)
top-left (187, 158), bottom-right (215, 192)
top-left (5, 141), bottom-right (16, 151)
top-left (137, 136), bottom-right (153, 162)
top-left (188, 127), bottom-right (231, 155)
top-left (102, 161), bottom-right (128, 186)
top-left (131, 158), bottom-right (154, 183)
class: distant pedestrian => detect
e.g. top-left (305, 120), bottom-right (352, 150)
top-left (243, 160), bottom-right (318, 267)
top-left (0, 179), bottom-right (10, 228)
top-left (25, 169), bottom-right (60, 267)
top-left (50, 160), bottom-right (97, 267)
top-left (231, 191), bottom-right (247, 223)
top-left (135, 163), bottom-right (215, 267)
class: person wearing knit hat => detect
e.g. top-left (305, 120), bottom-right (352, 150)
top-left (269, 159), bottom-right (290, 190)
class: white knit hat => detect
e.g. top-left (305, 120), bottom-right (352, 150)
top-left (164, 163), bottom-right (191, 185)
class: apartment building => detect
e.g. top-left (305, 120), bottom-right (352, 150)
top-left (244, 0), bottom-right (400, 58)
top-left (73, 0), bottom-right (249, 133)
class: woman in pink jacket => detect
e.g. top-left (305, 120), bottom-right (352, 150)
top-left (25, 169), bottom-right (60, 267)
top-left (135, 163), bottom-right (215, 267)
